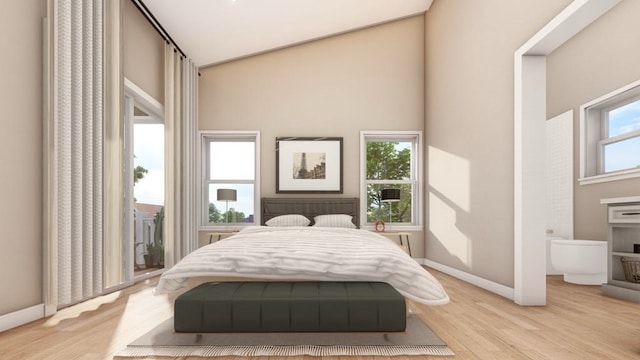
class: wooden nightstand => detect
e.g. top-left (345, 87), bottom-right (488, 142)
top-left (207, 231), bottom-right (238, 244)
top-left (377, 232), bottom-right (412, 256)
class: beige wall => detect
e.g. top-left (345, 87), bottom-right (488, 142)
top-left (0, 0), bottom-right (45, 315)
top-left (547, 0), bottom-right (640, 241)
top-left (123, 0), bottom-right (164, 103)
top-left (198, 16), bottom-right (426, 253)
top-left (424, 0), bottom-right (572, 287)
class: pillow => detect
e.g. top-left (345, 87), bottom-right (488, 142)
top-left (313, 214), bottom-right (356, 229)
top-left (265, 214), bottom-right (310, 227)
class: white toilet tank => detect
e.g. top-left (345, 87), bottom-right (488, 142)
top-left (546, 235), bottom-right (565, 275)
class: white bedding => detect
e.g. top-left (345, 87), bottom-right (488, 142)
top-left (155, 226), bottom-right (449, 305)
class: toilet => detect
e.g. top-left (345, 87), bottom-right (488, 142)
top-left (546, 235), bottom-right (564, 275)
top-left (550, 239), bottom-right (607, 285)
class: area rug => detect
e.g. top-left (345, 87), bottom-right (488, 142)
top-left (115, 313), bottom-right (454, 357)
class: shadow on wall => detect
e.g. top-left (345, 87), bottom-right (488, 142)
top-left (427, 146), bottom-right (473, 271)
top-left (425, 145), bottom-right (514, 286)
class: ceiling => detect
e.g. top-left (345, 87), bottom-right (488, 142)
top-left (142, 0), bottom-right (433, 68)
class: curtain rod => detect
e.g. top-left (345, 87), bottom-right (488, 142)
top-left (131, 0), bottom-right (188, 59)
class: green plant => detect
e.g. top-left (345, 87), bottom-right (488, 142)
top-left (144, 207), bottom-right (165, 267)
top-left (154, 207), bottom-right (164, 247)
top-left (145, 242), bottom-right (163, 266)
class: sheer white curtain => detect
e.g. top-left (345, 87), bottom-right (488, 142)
top-left (164, 44), bottom-right (199, 267)
top-left (52, 0), bottom-right (104, 307)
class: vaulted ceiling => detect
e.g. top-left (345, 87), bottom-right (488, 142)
top-left (142, 0), bottom-right (433, 68)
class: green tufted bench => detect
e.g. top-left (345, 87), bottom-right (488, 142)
top-left (174, 281), bottom-right (406, 333)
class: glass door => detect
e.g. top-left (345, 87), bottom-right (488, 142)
top-left (123, 81), bottom-right (165, 283)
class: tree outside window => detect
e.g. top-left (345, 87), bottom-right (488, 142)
top-left (202, 132), bottom-right (259, 227)
top-left (363, 134), bottom-right (419, 225)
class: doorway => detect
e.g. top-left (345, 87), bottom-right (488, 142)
top-left (124, 79), bottom-right (165, 282)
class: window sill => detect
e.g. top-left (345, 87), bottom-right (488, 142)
top-left (362, 225), bottom-right (423, 232)
top-left (579, 168), bottom-right (640, 185)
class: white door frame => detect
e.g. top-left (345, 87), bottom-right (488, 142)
top-left (513, 0), bottom-right (621, 305)
top-left (124, 79), bottom-right (165, 283)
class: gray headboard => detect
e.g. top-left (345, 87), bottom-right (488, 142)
top-left (261, 197), bottom-right (360, 228)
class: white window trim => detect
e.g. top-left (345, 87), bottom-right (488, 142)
top-left (359, 130), bottom-right (423, 231)
top-left (579, 79), bottom-right (640, 185)
top-left (198, 130), bottom-right (261, 230)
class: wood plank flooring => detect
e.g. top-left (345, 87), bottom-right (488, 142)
top-left (1, 268), bottom-right (639, 359)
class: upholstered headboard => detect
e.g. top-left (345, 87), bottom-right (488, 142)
top-left (261, 197), bottom-right (359, 228)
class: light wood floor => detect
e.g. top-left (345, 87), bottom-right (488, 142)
top-left (1, 269), bottom-right (639, 360)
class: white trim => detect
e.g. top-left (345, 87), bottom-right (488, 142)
top-left (514, 0), bottom-right (621, 305)
top-left (579, 80), bottom-right (640, 181)
top-left (514, 55), bottom-right (547, 306)
top-left (517, 0), bottom-right (622, 56)
top-left (359, 131), bottom-right (423, 228)
top-left (123, 93), bottom-right (135, 282)
top-left (362, 225), bottom-right (423, 232)
top-left (0, 304), bottom-right (44, 333)
top-left (420, 259), bottom-right (515, 301)
top-left (124, 78), bottom-right (164, 122)
top-left (198, 130), bottom-right (261, 229)
top-left (122, 79), bottom-right (166, 281)
top-left (579, 168), bottom-right (640, 185)
top-left (600, 196), bottom-right (640, 205)
top-left (581, 79), bottom-right (640, 109)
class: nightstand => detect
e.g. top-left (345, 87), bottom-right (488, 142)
top-left (377, 232), bottom-right (412, 256)
top-left (207, 231), bottom-right (238, 244)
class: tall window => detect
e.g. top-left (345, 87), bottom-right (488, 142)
top-left (580, 81), bottom-right (640, 184)
top-left (361, 131), bottom-right (422, 229)
top-left (201, 131), bottom-right (260, 227)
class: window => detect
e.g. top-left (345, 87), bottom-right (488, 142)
top-left (580, 81), bottom-right (640, 184)
top-left (201, 131), bottom-right (260, 227)
top-left (601, 98), bottom-right (640, 173)
top-left (360, 131), bottom-right (422, 229)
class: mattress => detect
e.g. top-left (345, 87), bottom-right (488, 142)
top-left (156, 226), bottom-right (449, 306)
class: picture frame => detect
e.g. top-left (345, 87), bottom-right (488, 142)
top-left (276, 137), bottom-right (343, 193)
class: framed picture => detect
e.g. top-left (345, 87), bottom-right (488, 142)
top-left (276, 137), bottom-right (343, 193)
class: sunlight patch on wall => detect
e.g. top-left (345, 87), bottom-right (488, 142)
top-left (428, 146), bottom-right (471, 266)
top-left (428, 146), bottom-right (470, 212)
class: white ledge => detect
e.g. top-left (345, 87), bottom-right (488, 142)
top-left (579, 169), bottom-right (640, 185)
top-left (600, 196), bottom-right (640, 205)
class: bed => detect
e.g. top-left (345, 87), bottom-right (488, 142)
top-left (156, 197), bottom-right (449, 332)
top-left (261, 197), bottom-right (360, 227)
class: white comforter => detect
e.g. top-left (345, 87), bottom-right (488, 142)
top-left (155, 226), bottom-right (449, 305)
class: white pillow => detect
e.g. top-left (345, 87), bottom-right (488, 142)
top-left (313, 214), bottom-right (356, 229)
top-left (265, 214), bottom-right (310, 227)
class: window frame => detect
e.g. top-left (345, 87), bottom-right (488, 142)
top-left (360, 131), bottom-right (423, 231)
top-left (199, 130), bottom-right (260, 229)
top-left (579, 80), bottom-right (640, 185)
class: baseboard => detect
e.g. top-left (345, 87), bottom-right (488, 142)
top-left (0, 304), bottom-right (44, 333)
top-left (419, 258), bottom-right (515, 301)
